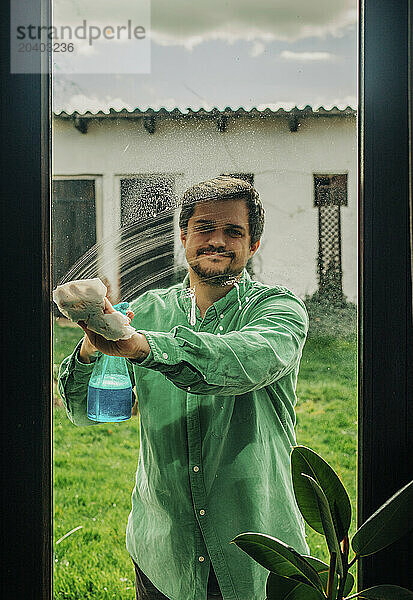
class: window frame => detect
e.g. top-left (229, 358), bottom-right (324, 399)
top-left (0, 0), bottom-right (412, 596)
top-left (357, 0), bottom-right (413, 589)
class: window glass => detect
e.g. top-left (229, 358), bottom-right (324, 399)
top-left (52, 2), bottom-right (357, 597)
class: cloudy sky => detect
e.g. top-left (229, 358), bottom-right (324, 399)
top-left (53, 0), bottom-right (357, 114)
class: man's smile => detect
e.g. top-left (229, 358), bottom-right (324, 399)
top-left (197, 250), bottom-right (233, 258)
top-left (201, 253), bottom-right (228, 258)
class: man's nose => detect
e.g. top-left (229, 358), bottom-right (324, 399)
top-left (207, 227), bottom-right (226, 247)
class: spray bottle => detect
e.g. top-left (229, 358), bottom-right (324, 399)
top-left (87, 302), bottom-right (133, 422)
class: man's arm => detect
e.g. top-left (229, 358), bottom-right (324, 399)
top-left (77, 289), bottom-right (307, 398)
top-left (78, 334), bottom-right (99, 364)
top-left (58, 338), bottom-right (101, 426)
top-left (130, 290), bottom-right (308, 397)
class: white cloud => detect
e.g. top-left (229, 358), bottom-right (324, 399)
top-left (150, 0), bottom-right (356, 47)
top-left (250, 41), bottom-right (265, 58)
top-left (53, 0), bottom-right (356, 49)
top-left (280, 50), bottom-right (335, 61)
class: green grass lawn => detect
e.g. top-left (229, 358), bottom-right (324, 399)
top-left (53, 320), bottom-right (139, 599)
top-left (53, 307), bottom-right (357, 599)
top-left (296, 334), bottom-right (357, 562)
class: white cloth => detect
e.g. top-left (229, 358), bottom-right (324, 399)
top-left (53, 278), bottom-right (136, 341)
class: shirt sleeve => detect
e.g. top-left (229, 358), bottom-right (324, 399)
top-left (130, 291), bottom-right (308, 396)
top-left (57, 339), bottom-right (136, 426)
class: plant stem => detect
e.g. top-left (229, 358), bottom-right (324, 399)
top-left (348, 555), bottom-right (358, 569)
top-left (327, 552), bottom-right (337, 600)
top-left (336, 537), bottom-right (350, 600)
top-left (336, 567), bottom-right (348, 600)
top-left (342, 535), bottom-right (350, 562)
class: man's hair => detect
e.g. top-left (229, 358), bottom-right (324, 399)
top-left (179, 175), bottom-right (265, 246)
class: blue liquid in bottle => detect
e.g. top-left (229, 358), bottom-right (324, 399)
top-left (87, 374), bottom-right (132, 423)
top-left (86, 302), bottom-right (133, 423)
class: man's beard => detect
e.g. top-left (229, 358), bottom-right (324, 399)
top-left (190, 258), bottom-right (242, 287)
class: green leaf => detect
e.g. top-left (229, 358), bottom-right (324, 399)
top-left (351, 480), bottom-right (413, 557)
top-left (350, 585), bottom-right (413, 599)
top-left (232, 532), bottom-right (324, 593)
top-left (291, 446), bottom-right (351, 541)
top-left (266, 572), bottom-right (325, 600)
top-left (303, 556), bottom-right (354, 598)
top-left (301, 474), bottom-right (344, 577)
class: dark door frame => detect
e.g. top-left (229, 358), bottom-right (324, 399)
top-left (1, 1), bottom-right (52, 598)
top-left (1, 0), bottom-right (412, 596)
top-left (358, 0), bottom-right (413, 590)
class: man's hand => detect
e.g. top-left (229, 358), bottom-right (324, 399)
top-left (78, 298), bottom-right (150, 362)
top-left (78, 332), bottom-right (99, 364)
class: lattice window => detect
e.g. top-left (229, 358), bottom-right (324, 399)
top-left (314, 174), bottom-right (347, 302)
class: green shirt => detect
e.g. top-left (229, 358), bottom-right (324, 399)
top-left (58, 270), bottom-right (309, 600)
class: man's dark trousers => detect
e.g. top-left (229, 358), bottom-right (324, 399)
top-left (133, 561), bottom-right (223, 599)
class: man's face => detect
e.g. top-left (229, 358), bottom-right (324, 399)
top-left (180, 198), bottom-right (260, 286)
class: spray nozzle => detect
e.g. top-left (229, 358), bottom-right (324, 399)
top-left (113, 302), bottom-right (129, 315)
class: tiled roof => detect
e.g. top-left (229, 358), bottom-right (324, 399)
top-left (54, 105), bottom-right (356, 118)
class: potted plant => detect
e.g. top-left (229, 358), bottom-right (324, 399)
top-left (233, 446), bottom-right (413, 599)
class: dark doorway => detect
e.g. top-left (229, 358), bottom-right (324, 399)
top-left (52, 178), bottom-right (97, 287)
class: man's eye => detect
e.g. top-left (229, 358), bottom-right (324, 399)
top-left (227, 229), bottom-right (242, 237)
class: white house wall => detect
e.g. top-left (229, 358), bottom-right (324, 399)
top-left (53, 114), bottom-right (357, 302)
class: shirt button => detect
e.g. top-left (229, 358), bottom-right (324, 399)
top-left (187, 386), bottom-right (191, 391)
top-left (193, 466), bottom-right (199, 472)
top-left (220, 314), bottom-right (224, 319)
top-left (219, 325), bottom-right (223, 331)
top-left (217, 333), bottom-right (221, 337)
top-left (199, 509), bottom-right (205, 516)
top-left (162, 352), bottom-right (168, 360)
top-left (198, 556), bottom-right (205, 562)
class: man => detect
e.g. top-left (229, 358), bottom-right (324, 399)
top-left (58, 176), bottom-right (309, 600)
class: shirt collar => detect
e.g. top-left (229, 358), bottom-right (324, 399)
top-left (179, 269), bottom-right (252, 321)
